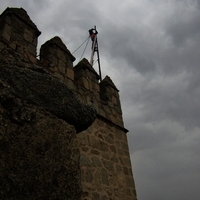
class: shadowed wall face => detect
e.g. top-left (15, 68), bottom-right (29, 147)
top-left (0, 95), bottom-right (82, 199)
top-left (0, 7), bottom-right (95, 200)
top-left (0, 7), bottom-right (137, 200)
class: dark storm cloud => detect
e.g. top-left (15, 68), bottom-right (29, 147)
top-left (167, 13), bottom-right (200, 47)
top-left (1, 1), bottom-right (200, 200)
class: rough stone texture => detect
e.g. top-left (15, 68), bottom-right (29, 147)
top-left (0, 7), bottom-right (138, 200)
top-left (40, 36), bottom-right (76, 91)
top-left (0, 7), bottom-right (41, 57)
top-left (0, 7), bottom-right (97, 200)
top-left (77, 119), bottom-right (137, 200)
top-left (0, 99), bottom-right (81, 199)
top-left (0, 49), bottom-right (97, 133)
top-left (74, 51), bottom-right (137, 200)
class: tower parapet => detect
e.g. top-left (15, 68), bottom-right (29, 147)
top-left (99, 75), bottom-right (123, 127)
top-left (40, 36), bottom-right (76, 90)
top-left (0, 7), bottom-right (40, 60)
top-left (74, 58), bottom-right (100, 110)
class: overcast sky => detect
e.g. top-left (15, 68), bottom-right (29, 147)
top-left (1, 1), bottom-right (200, 200)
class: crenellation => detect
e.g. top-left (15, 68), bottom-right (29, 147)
top-left (0, 8), bottom-right (41, 57)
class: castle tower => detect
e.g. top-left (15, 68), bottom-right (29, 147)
top-left (74, 60), bottom-right (137, 200)
top-left (0, 7), bottom-right (41, 59)
top-left (0, 7), bottom-right (137, 200)
top-left (74, 58), bottom-right (100, 110)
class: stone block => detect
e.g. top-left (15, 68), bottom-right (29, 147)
top-left (118, 148), bottom-right (124, 155)
top-left (48, 54), bottom-right (58, 66)
top-left (104, 135), bottom-right (114, 144)
top-left (116, 164), bottom-right (122, 172)
top-left (2, 23), bottom-right (12, 41)
top-left (94, 170), bottom-right (101, 185)
top-left (91, 149), bottom-right (100, 155)
top-left (96, 119), bottom-right (104, 126)
top-left (108, 114), bottom-right (116, 124)
top-left (101, 168), bottom-right (109, 185)
top-left (4, 15), bottom-right (11, 25)
top-left (85, 170), bottom-right (93, 183)
top-left (26, 52), bottom-right (38, 64)
top-left (98, 141), bottom-right (108, 152)
top-left (26, 43), bottom-right (36, 57)
top-left (52, 71), bottom-right (64, 81)
top-left (121, 141), bottom-right (129, 151)
top-left (111, 156), bottom-right (119, 163)
top-left (78, 134), bottom-right (87, 146)
top-left (99, 108), bottom-right (106, 118)
top-left (107, 101), bottom-right (113, 108)
top-left (112, 95), bottom-right (118, 105)
top-left (103, 160), bottom-right (114, 171)
top-left (97, 133), bottom-right (104, 140)
top-left (64, 78), bottom-right (76, 91)
top-left (93, 82), bottom-right (100, 92)
top-left (80, 154), bottom-right (90, 166)
top-left (57, 48), bottom-right (66, 62)
top-left (66, 67), bottom-right (74, 80)
top-left (123, 158), bottom-right (131, 166)
top-left (103, 104), bottom-right (112, 115)
top-left (24, 27), bottom-right (33, 42)
top-left (91, 156), bottom-right (102, 167)
top-left (115, 130), bottom-right (123, 140)
top-left (77, 77), bottom-right (89, 90)
top-left (110, 145), bottom-right (116, 153)
top-left (87, 125), bottom-right (93, 134)
top-left (58, 59), bottom-right (66, 74)
top-left (115, 104), bottom-right (122, 114)
top-left (123, 166), bottom-right (129, 175)
top-left (102, 153), bottom-right (110, 160)
top-left (66, 59), bottom-right (73, 68)
top-left (125, 177), bottom-right (134, 188)
top-left (90, 137), bottom-right (99, 149)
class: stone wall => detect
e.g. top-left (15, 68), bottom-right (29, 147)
top-left (0, 98), bottom-right (82, 199)
top-left (0, 7), bottom-right (138, 200)
top-left (78, 118), bottom-right (137, 200)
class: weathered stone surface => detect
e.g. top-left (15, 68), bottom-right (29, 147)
top-left (0, 99), bottom-right (82, 200)
top-left (0, 49), bottom-right (97, 133)
top-left (101, 168), bottom-right (109, 185)
top-left (80, 154), bottom-right (90, 166)
top-left (40, 36), bottom-right (75, 65)
top-left (91, 156), bottom-right (102, 167)
top-left (0, 7), bottom-right (138, 200)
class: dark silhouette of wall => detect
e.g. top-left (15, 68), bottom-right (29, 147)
top-left (0, 7), bottom-right (137, 200)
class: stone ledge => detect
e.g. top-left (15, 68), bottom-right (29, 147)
top-left (97, 113), bottom-right (128, 134)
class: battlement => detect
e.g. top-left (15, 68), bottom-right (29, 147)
top-left (0, 7), bottom-right (137, 200)
top-left (0, 7), bottom-right (124, 129)
top-left (40, 34), bottom-right (124, 128)
top-left (0, 7), bottom-right (40, 58)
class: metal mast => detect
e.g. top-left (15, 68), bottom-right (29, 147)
top-left (89, 26), bottom-right (102, 81)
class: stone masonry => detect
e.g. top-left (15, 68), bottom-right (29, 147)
top-left (0, 7), bottom-right (137, 200)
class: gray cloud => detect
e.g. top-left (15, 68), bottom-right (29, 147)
top-left (1, 1), bottom-right (200, 200)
